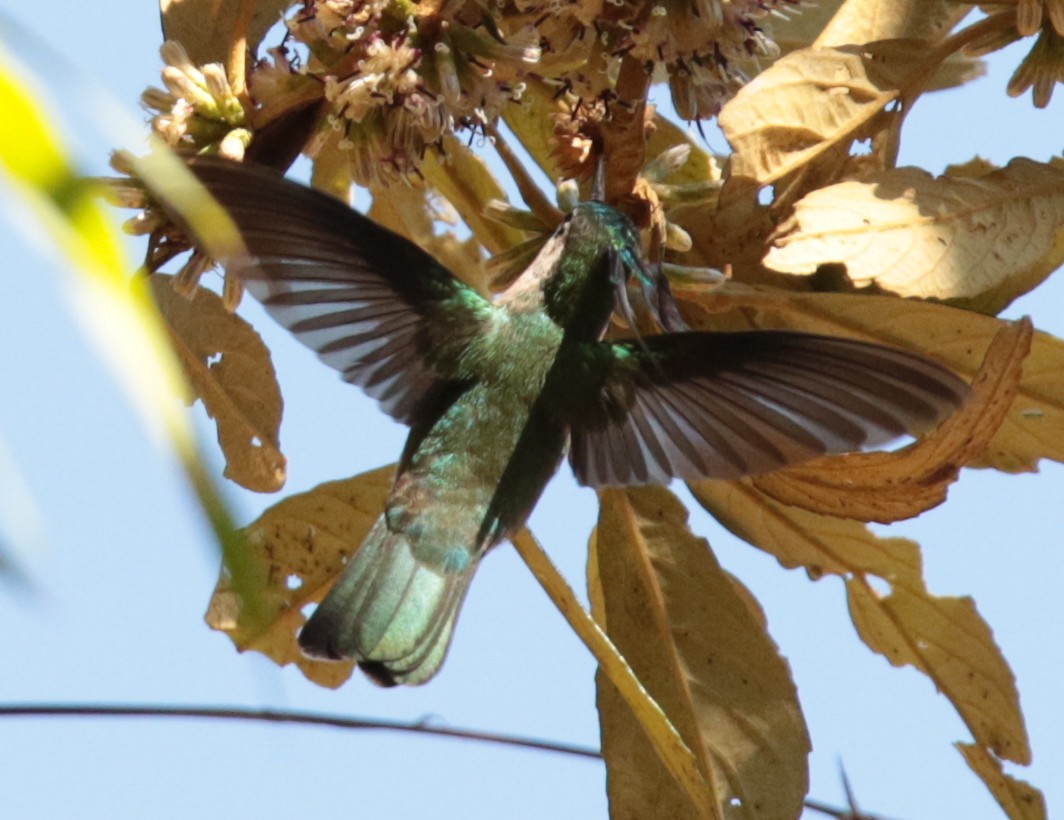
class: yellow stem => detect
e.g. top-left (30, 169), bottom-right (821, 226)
top-left (511, 529), bottom-right (718, 820)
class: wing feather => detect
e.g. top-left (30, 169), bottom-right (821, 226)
top-left (161, 157), bottom-right (494, 424)
top-left (567, 331), bottom-right (969, 486)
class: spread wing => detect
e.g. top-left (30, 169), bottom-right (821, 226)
top-left (165, 157), bottom-right (493, 424)
top-left (566, 331), bottom-right (969, 486)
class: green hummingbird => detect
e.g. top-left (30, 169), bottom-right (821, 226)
top-left (169, 158), bottom-right (967, 686)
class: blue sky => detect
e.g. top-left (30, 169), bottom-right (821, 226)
top-left (1, 2), bottom-right (1062, 818)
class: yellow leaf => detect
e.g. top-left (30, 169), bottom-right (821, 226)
top-left (765, 160), bottom-right (1064, 312)
top-left (719, 45), bottom-right (924, 190)
top-left (689, 480), bottom-right (924, 583)
top-left (513, 528), bottom-right (714, 817)
top-left (956, 742), bottom-right (1047, 820)
top-left (151, 275), bottom-right (286, 493)
top-left (677, 284), bottom-right (1064, 473)
top-left (591, 487), bottom-right (810, 820)
top-left (813, 0), bottom-right (968, 48)
top-left (689, 480), bottom-right (1032, 779)
top-left (751, 318), bottom-right (1032, 522)
top-left (205, 465), bottom-right (395, 688)
top-left (847, 577), bottom-right (1029, 764)
top-left (422, 135), bottom-right (525, 255)
top-left (160, 0), bottom-right (293, 65)
top-left (772, 0), bottom-right (983, 92)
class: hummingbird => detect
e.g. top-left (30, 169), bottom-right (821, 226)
top-left (165, 157), bottom-right (967, 686)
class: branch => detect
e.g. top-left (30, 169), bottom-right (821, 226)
top-left (0, 703), bottom-right (599, 759)
top-left (0, 701), bottom-right (888, 819)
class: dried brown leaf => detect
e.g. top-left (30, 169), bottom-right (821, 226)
top-left (765, 160), bottom-right (1064, 312)
top-left (205, 465), bottom-right (395, 688)
top-left (160, 0), bottom-right (292, 65)
top-left (751, 318), bottom-right (1032, 522)
top-left (677, 284), bottom-right (1064, 473)
top-left (151, 274), bottom-right (285, 492)
top-left (847, 577), bottom-right (1029, 764)
top-left (956, 742), bottom-right (1047, 820)
top-left (591, 487), bottom-right (809, 820)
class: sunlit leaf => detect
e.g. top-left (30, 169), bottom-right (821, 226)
top-left (160, 0), bottom-right (294, 65)
top-left (591, 486), bottom-right (809, 820)
top-left (751, 318), bottom-right (1032, 522)
top-left (813, 0), bottom-right (969, 47)
top-left (847, 577), bottom-right (1029, 764)
top-left (957, 742), bottom-right (1047, 820)
top-left (771, 0), bottom-right (981, 91)
top-left (151, 275), bottom-right (286, 493)
top-left (718, 45), bottom-right (926, 190)
top-left (677, 284), bottom-right (1064, 474)
top-left (765, 160), bottom-right (1064, 312)
top-left (308, 128), bottom-right (355, 199)
top-left (689, 479), bottom-right (924, 582)
top-left (205, 465), bottom-right (395, 688)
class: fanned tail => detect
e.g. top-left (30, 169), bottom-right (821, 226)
top-left (298, 518), bottom-right (476, 686)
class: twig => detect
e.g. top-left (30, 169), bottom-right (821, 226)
top-left (0, 701), bottom-right (892, 819)
top-left (0, 703), bottom-right (600, 759)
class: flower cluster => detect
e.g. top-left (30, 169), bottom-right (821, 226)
top-left (141, 41), bottom-right (250, 159)
top-left (509, 0), bottom-right (798, 120)
top-left (284, 0), bottom-right (539, 184)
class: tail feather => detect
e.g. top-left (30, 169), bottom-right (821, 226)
top-left (298, 518), bottom-right (476, 686)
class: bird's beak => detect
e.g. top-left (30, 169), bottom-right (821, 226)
top-left (629, 256), bottom-right (688, 334)
top-left (610, 251), bottom-right (648, 350)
